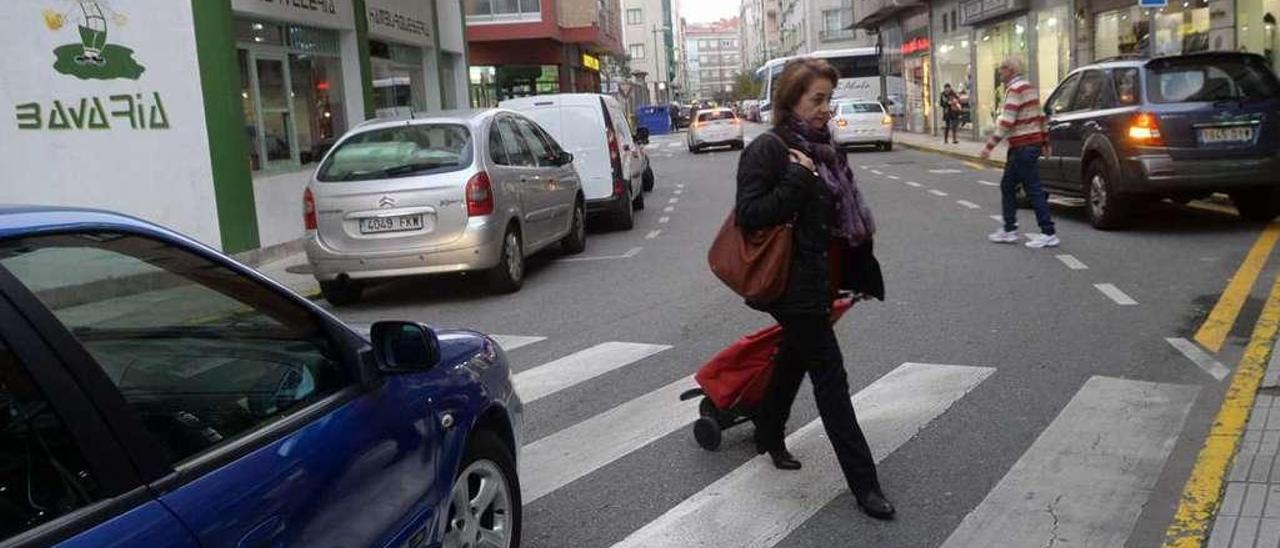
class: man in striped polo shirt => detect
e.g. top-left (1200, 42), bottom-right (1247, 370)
top-left (980, 57), bottom-right (1059, 249)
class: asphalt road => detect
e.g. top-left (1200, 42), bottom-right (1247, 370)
top-left (328, 122), bottom-right (1272, 547)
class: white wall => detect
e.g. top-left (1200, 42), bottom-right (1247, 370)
top-left (0, 0), bottom-right (221, 247)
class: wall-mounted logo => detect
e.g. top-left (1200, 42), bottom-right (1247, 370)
top-left (43, 1), bottom-right (145, 80)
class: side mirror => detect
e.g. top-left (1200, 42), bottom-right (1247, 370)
top-left (557, 151), bottom-right (575, 166)
top-left (370, 321), bottom-right (441, 372)
top-left (634, 127), bottom-right (650, 145)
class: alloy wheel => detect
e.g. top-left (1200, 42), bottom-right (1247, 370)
top-left (442, 460), bottom-right (513, 548)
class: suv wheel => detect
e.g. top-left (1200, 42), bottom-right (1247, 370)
top-left (633, 186), bottom-right (646, 211)
top-left (1230, 189), bottom-right (1280, 222)
top-left (487, 227), bottom-right (524, 293)
top-left (642, 166), bottom-right (655, 192)
top-left (320, 279), bottom-right (363, 306)
top-left (442, 431), bottom-right (521, 548)
top-left (1085, 160), bottom-right (1128, 229)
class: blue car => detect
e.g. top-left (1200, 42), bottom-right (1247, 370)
top-left (1037, 52), bottom-right (1280, 228)
top-left (0, 206), bottom-right (523, 547)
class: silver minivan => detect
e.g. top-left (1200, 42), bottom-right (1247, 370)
top-left (304, 109), bottom-right (586, 304)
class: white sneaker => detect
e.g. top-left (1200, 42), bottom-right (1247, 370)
top-left (1024, 234), bottom-right (1061, 248)
top-left (988, 229), bottom-right (1019, 243)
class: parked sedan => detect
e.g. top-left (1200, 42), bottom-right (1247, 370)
top-left (0, 205), bottom-right (523, 548)
top-left (306, 110), bottom-right (587, 304)
top-left (688, 108), bottom-right (744, 153)
top-left (830, 100), bottom-right (894, 151)
top-left (1038, 52), bottom-right (1280, 228)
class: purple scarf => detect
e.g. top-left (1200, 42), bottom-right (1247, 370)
top-left (784, 116), bottom-right (876, 246)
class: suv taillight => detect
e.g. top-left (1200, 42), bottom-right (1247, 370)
top-left (1128, 112), bottom-right (1165, 146)
top-left (303, 187), bottom-right (317, 230)
top-left (466, 171), bottom-right (494, 217)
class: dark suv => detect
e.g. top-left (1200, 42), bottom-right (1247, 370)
top-left (1037, 53), bottom-right (1280, 228)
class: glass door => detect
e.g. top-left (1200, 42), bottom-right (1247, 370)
top-left (248, 51), bottom-right (299, 170)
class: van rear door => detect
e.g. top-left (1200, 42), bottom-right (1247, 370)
top-left (505, 97), bottom-right (613, 201)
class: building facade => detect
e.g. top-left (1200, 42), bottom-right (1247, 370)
top-left (740, 0), bottom-right (783, 73)
top-left (2, 0), bottom-right (469, 254)
top-left (779, 0), bottom-right (875, 58)
top-left (853, 0), bottom-right (1277, 140)
top-left (622, 0), bottom-right (682, 102)
top-left (685, 18), bottom-right (741, 101)
top-left (465, 0), bottom-right (624, 107)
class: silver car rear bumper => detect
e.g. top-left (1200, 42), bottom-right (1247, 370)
top-left (306, 218), bottom-right (505, 281)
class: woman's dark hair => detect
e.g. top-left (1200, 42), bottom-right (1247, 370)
top-left (771, 57), bottom-right (840, 127)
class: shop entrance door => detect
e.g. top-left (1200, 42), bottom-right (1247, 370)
top-left (248, 51), bottom-right (299, 170)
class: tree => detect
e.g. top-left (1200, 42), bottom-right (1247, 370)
top-left (731, 72), bottom-right (762, 102)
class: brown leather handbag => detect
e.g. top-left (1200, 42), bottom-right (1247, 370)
top-left (707, 212), bottom-right (793, 303)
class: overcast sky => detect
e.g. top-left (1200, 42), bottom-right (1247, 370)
top-left (680, 0), bottom-right (739, 23)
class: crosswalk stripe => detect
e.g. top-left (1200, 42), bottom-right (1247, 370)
top-left (668, 142), bottom-right (681, 148)
top-left (513, 342), bottom-right (671, 404)
top-left (956, 200), bottom-right (981, 209)
top-left (1095, 283), bottom-right (1139, 306)
top-left (522, 376), bottom-right (699, 503)
top-left (489, 335), bottom-right (546, 352)
top-left (906, 181), bottom-right (922, 187)
top-left (929, 189), bottom-right (949, 197)
top-left (977, 179), bottom-right (999, 186)
top-left (613, 363), bottom-right (995, 548)
top-left (941, 376), bottom-right (1198, 548)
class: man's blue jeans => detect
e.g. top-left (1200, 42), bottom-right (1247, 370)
top-left (1001, 145), bottom-right (1055, 236)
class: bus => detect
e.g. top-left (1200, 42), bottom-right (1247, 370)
top-left (754, 47), bottom-right (904, 123)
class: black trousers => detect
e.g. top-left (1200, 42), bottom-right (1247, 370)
top-left (943, 115), bottom-right (960, 141)
top-left (755, 313), bottom-right (880, 494)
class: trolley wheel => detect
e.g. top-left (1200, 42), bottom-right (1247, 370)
top-left (699, 397), bottom-right (718, 418)
top-left (693, 417), bottom-right (723, 451)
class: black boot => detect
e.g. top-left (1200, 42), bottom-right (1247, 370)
top-left (755, 442), bottom-right (802, 470)
top-left (854, 488), bottom-right (895, 520)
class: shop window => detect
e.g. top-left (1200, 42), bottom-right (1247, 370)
top-left (1035, 6), bottom-right (1070, 102)
top-left (1094, 8), bottom-right (1147, 59)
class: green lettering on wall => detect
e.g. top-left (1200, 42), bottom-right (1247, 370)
top-left (47, 100), bottom-right (71, 129)
top-left (109, 94), bottom-right (136, 128)
top-left (16, 103), bottom-right (41, 129)
top-left (149, 93), bottom-right (169, 129)
top-left (88, 98), bottom-right (109, 129)
top-left (67, 98), bottom-right (89, 129)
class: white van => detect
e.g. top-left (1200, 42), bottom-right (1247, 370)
top-left (501, 94), bottom-right (648, 230)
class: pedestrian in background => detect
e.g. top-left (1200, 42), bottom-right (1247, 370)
top-left (940, 83), bottom-right (962, 144)
top-left (734, 57), bottom-right (895, 520)
top-left (980, 57), bottom-right (1059, 249)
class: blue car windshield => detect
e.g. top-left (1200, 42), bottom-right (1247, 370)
top-left (1148, 58), bottom-right (1280, 103)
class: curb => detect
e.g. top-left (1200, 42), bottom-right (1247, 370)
top-left (894, 140), bottom-right (1007, 169)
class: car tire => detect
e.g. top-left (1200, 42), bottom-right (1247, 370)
top-left (642, 166), bottom-right (655, 192)
top-left (1085, 159), bottom-right (1128, 229)
top-left (320, 279), bottom-right (362, 306)
top-left (1230, 190), bottom-right (1280, 222)
top-left (487, 227), bottom-right (524, 294)
top-left (442, 431), bottom-right (522, 548)
top-left (733, 140), bottom-right (745, 150)
top-left (614, 193), bottom-right (635, 231)
top-left (633, 187), bottom-right (646, 211)
top-left (882, 141), bottom-right (893, 151)
top-left (560, 200), bottom-right (586, 255)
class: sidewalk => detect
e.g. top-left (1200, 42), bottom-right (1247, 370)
top-left (892, 131), bottom-right (1008, 168)
top-left (1206, 339), bottom-right (1280, 548)
top-left (253, 251), bottom-right (318, 298)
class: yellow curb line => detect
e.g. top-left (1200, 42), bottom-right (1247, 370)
top-left (1164, 270), bottom-right (1280, 547)
top-left (1194, 221), bottom-right (1280, 353)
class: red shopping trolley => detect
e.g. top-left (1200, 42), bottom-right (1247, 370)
top-left (679, 296), bottom-right (857, 450)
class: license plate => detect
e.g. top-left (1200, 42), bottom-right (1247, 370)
top-left (1199, 126), bottom-right (1254, 144)
top-left (359, 214), bottom-right (424, 234)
